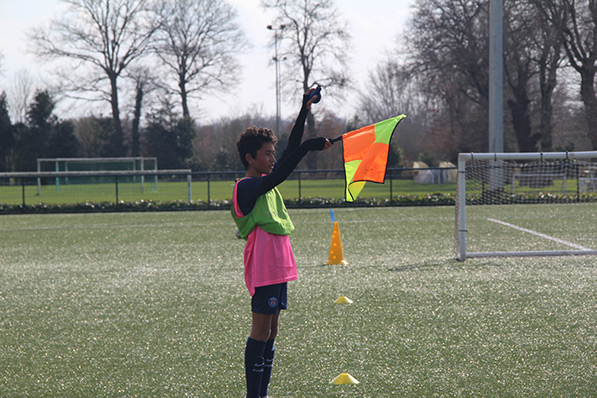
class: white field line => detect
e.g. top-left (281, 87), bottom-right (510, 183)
top-left (487, 218), bottom-right (591, 251)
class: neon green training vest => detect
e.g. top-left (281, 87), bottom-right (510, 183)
top-left (232, 179), bottom-right (295, 239)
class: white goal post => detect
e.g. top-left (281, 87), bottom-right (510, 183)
top-left (455, 151), bottom-right (597, 261)
top-left (37, 157), bottom-right (158, 194)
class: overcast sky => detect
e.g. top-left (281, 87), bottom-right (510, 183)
top-left (0, 0), bottom-right (414, 123)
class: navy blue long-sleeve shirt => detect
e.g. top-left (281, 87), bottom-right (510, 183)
top-left (236, 99), bottom-right (326, 216)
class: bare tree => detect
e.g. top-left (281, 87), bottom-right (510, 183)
top-left (407, 0), bottom-right (569, 153)
top-left (408, 0), bottom-right (490, 152)
top-left (154, 0), bottom-right (247, 120)
top-left (8, 70), bottom-right (35, 124)
top-left (30, 0), bottom-right (160, 155)
top-left (262, 0), bottom-right (350, 95)
top-left (538, 0), bottom-right (597, 149)
top-left (355, 57), bottom-right (434, 160)
top-left (410, 0), bottom-right (490, 106)
top-left (262, 0), bottom-right (351, 168)
top-left (504, 0), bottom-right (540, 152)
top-left (358, 58), bottom-right (425, 124)
top-left (530, 0), bottom-right (565, 151)
top-left (127, 66), bottom-right (160, 156)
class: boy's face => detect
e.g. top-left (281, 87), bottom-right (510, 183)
top-left (247, 142), bottom-right (276, 175)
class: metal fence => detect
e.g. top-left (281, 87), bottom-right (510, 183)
top-left (0, 167), bottom-right (458, 211)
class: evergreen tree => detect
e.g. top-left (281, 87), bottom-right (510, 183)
top-left (0, 92), bottom-right (15, 171)
top-left (13, 90), bottom-right (78, 171)
top-left (144, 117), bottom-right (196, 170)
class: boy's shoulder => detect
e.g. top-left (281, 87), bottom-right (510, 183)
top-left (237, 176), bottom-right (261, 186)
top-left (235, 176), bottom-right (268, 216)
top-left (236, 176), bottom-right (264, 196)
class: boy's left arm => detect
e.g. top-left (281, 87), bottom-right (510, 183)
top-left (262, 137), bottom-right (331, 192)
top-left (278, 88), bottom-right (319, 163)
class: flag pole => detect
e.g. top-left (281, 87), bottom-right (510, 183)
top-left (330, 135), bottom-right (343, 143)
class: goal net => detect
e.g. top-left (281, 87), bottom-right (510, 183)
top-left (37, 157), bottom-right (158, 193)
top-left (455, 151), bottom-right (597, 261)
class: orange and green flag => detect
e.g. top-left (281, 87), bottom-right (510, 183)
top-left (342, 115), bottom-right (406, 202)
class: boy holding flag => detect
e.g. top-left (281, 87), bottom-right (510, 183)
top-left (232, 88), bottom-right (331, 398)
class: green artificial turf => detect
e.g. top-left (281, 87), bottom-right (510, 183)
top-left (0, 207), bottom-right (595, 396)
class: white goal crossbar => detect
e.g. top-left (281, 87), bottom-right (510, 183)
top-left (455, 151), bottom-right (597, 261)
top-left (37, 157), bottom-right (158, 194)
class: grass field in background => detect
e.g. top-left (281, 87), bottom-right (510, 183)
top-left (0, 206), bottom-right (595, 397)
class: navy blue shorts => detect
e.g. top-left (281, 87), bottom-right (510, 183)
top-left (252, 282), bottom-right (288, 314)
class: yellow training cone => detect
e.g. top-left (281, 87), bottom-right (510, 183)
top-left (335, 296), bottom-right (353, 304)
top-left (331, 373), bottom-right (360, 385)
top-left (326, 221), bottom-right (348, 265)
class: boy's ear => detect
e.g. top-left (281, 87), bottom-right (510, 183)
top-left (245, 152), bottom-right (254, 165)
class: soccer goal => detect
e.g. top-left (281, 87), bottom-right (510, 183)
top-left (455, 151), bottom-right (597, 261)
top-left (37, 157), bottom-right (158, 194)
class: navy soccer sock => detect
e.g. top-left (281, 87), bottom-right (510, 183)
top-left (260, 339), bottom-right (275, 397)
top-left (245, 337), bottom-right (266, 398)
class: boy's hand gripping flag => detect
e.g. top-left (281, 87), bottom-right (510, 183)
top-left (335, 115), bottom-right (406, 202)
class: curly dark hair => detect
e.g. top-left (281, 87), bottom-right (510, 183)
top-left (237, 126), bottom-right (278, 169)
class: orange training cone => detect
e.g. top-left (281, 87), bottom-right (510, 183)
top-left (326, 221), bottom-right (348, 265)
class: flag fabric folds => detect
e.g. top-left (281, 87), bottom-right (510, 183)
top-left (342, 115), bottom-right (406, 202)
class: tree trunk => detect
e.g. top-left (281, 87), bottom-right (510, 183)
top-left (132, 82), bottom-right (144, 157)
top-left (579, 69), bottom-right (597, 149)
top-left (110, 75), bottom-right (125, 156)
top-left (537, 66), bottom-right (556, 151)
top-left (507, 97), bottom-right (537, 152)
top-left (537, 45), bottom-right (560, 151)
top-left (305, 109), bottom-right (318, 169)
top-left (538, 94), bottom-right (553, 151)
top-left (507, 70), bottom-right (538, 152)
top-left (180, 78), bottom-right (190, 119)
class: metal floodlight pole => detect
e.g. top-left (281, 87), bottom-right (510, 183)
top-left (489, 0), bottom-right (504, 154)
top-left (267, 24), bottom-right (286, 135)
top-left (489, 0), bottom-right (504, 191)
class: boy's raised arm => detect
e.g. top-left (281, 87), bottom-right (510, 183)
top-left (262, 137), bottom-right (329, 192)
top-left (262, 88), bottom-right (330, 191)
top-left (278, 88), bottom-right (318, 163)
